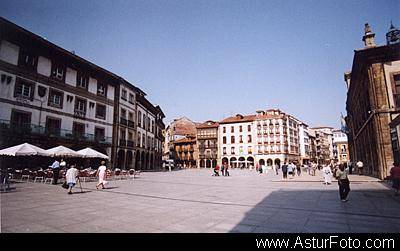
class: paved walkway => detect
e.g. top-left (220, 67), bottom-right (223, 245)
top-left (1, 169), bottom-right (399, 233)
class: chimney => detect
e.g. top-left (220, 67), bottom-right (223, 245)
top-left (362, 23), bottom-right (376, 48)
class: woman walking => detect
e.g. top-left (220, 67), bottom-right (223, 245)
top-left (96, 161), bottom-right (108, 189)
top-left (335, 164), bottom-right (350, 202)
top-left (65, 165), bottom-right (78, 195)
top-left (322, 164), bottom-right (332, 185)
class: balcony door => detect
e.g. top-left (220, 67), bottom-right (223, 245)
top-left (46, 117), bottom-right (61, 136)
top-left (11, 110), bottom-right (31, 130)
top-left (73, 122), bottom-right (85, 138)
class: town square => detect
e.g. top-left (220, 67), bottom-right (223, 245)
top-left (2, 168), bottom-right (399, 233)
top-left (0, 0), bottom-right (400, 236)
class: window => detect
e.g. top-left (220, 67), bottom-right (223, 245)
top-left (46, 117), bottom-right (61, 136)
top-left (137, 132), bottom-right (141, 147)
top-left (231, 136), bottom-right (235, 144)
top-left (92, 126), bottom-right (103, 139)
top-left (223, 147), bottom-right (226, 154)
top-left (142, 134), bottom-right (146, 148)
top-left (223, 127), bottom-right (226, 133)
top-left (14, 78), bottom-right (34, 100)
top-left (393, 74), bottom-right (400, 107)
top-left (128, 112), bottom-right (134, 122)
top-left (97, 83), bottom-right (107, 96)
top-left (231, 126), bottom-right (234, 133)
top-left (143, 114), bottom-right (146, 129)
top-left (248, 146), bottom-right (252, 154)
top-left (231, 147), bottom-right (235, 154)
top-left (19, 50), bottom-right (37, 70)
top-left (129, 93), bottom-right (135, 103)
top-left (248, 135), bottom-right (252, 143)
top-left (76, 72), bottom-right (89, 89)
top-left (121, 89), bottom-right (127, 100)
top-left (48, 89), bottom-right (63, 108)
top-left (239, 135), bottom-right (243, 143)
top-left (96, 104), bottom-right (106, 119)
top-left (72, 122), bottom-right (85, 137)
top-left (74, 98), bottom-right (87, 117)
top-left (120, 129), bottom-right (126, 141)
top-left (248, 125), bottom-right (251, 132)
top-left (121, 108), bottom-right (126, 118)
top-left (239, 126), bottom-right (242, 132)
top-left (51, 64), bottom-right (65, 82)
top-left (223, 136), bottom-right (227, 144)
top-left (138, 111), bottom-right (142, 127)
top-left (11, 110), bottom-right (31, 128)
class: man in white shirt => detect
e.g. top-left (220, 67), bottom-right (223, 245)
top-left (356, 160), bottom-right (364, 175)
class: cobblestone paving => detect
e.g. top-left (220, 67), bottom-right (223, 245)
top-left (1, 168), bottom-right (399, 233)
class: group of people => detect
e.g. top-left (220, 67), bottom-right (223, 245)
top-left (280, 162), bottom-right (302, 179)
top-left (213, 163), bottom-right (230, 176)
top-left (50, 159), bottom-right (108, 194)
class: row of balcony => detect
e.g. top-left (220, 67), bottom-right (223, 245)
top-left (0, 120), bottom-right (112, 144)
top-left (120, 117), bottom-right (135, 129)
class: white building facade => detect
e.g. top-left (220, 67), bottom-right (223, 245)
top-left (0, 20), bottom-right (116, 158)
top-left (219, 114), bottom-right (255, 168)
top-left (218, 109), bottom-right (306, 168)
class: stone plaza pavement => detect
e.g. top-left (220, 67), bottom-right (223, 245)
top-left (1, 168), bottom-right (400, 233)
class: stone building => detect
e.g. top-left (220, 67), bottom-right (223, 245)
top-left (0, 17), bottom-right (165, 170)
top-left (310, 127), bottom-right (334, 165)
top-left (196, 120), bottom-right (219, 168)
top-left (163, 117), bottom-right (198, 164)
top-left (345, 23), bottom-right (400, 179)
top-left (174, 135), bottom-right (197, 168)
top-left (218, 109), bottom-right (305, 168)
top-left (0, 17), bottom-right (116, 160)
top-left (332, 129), bottom-right (349, 164)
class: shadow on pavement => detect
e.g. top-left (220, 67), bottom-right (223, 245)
top-left (229, 188), bottom-right (400, 233)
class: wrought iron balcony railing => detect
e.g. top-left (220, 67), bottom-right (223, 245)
top-left (0, 119), bottom-right (112, 144)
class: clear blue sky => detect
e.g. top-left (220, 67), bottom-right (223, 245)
top-left (1, 0), bottom-right (399, 128)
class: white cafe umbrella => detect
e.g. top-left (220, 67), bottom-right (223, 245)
top-left (46, 146), bottom-right (82, 157)
top-left (77, 147), bottom-right (109, 159)
top-left (0, 143), bottom-right (50, 156)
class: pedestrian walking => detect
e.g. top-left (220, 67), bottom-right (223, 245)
top-left (65, 165), bottom-right (79, 194)
top-left (275, 164), bottom-right (279, 175)
top-left (96, 161), bottom-right (108, 189)
top-left (282, 162), bottom-right (288, 180)
top-left (213, 164), bottom-right (220, 176)
top-left (390, 163), bottom-right (400, 196)
top-left (322, 164), bottom-right (332, 185)
top-left (348, 162), bottom-right (353, 174)
top-left (50, 159), bottom-right (60, 185)
top-left (356, 160), bottom-right (364, 175)
top-left (225, 163), bottom-right (230, 176)
top-left (335, 164), bottom-right (351, 202)
top-left (312, 162), bottom-right (317, 176)
top-left (296, 164), bottom-right (301, 176)
top-left (287, 162), bottom-right (293, 178)
top-left (221, 164), bottom-right (225, 176)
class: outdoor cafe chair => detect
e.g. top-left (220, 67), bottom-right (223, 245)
top-left (58, 169), bottom-right (66, 182)
top-left (34, 170), bottom-right (46, 183)
top-left (89, 170), bottom-right (97, 181)
top-left (121, 170), bottom-right (127, 179)
top-left (114, 169), bottom-right (122, 180)
top-left (106, 170), bottom-right (114, 180)
top-left (79, 170), bottom-right (89, 182)
top-left (44, 170), bottom-right (53, 184)
top-left (21, 169), bottom-right (30, 182)
top-left (128, 169), bottom-right (135, 179)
